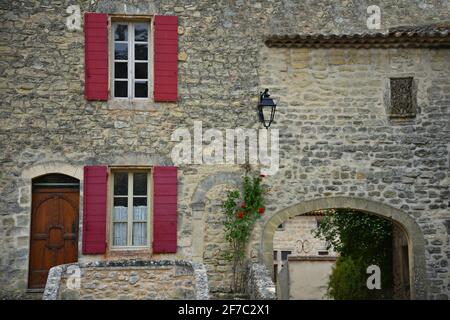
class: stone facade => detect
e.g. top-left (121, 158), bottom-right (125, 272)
top-left (0, 0), bottom-right (449, 299)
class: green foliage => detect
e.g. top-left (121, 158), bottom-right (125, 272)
top-left (327, 256), bottom-right (369, 300)
top-left (327, 256), bottom-right (390, 300)
top-left (222, 174), bottom-right (265, 292)
top-left (314, 209), bottom-right (393, 299)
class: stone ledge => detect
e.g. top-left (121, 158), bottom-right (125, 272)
top-left (43, 259), bottom-right (209, 300)
top-left (288, 255), bottom-right (337, 262)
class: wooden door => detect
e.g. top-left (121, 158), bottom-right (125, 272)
top-left (28, 188), bottom-right (79, 289)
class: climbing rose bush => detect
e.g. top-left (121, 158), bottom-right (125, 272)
top-left (222, 174), bottom-right (265, 293)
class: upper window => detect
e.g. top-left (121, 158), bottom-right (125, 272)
top-left (111, 171), bottom-right (151, 248)
top-left (112, 22), bottom-right (150, 99)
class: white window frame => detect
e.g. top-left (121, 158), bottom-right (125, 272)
top-left (109, 170), bottom-right (152, 250)
top-left (111, 21), bottom-right (151, 100)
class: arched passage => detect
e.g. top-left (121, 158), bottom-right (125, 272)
top-left (260, 197), bottom-right (427, 299)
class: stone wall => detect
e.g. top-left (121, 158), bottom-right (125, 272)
top-left (284, 256), bottom-right (336, 300)
top-left (43, 260), bottom-right (209, 300)
top-left (0, 0), bottom-right (449, 299)
top-left (246, 263), bottom-right (276, 300)
top-left (254, 45), bottom-right (449, 299)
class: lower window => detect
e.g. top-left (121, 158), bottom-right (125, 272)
top-left (111, 170), bottom-right (151, 248)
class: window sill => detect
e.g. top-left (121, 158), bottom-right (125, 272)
top-left (110, 246), bottom-right (150, 251)
top-left (107, 98), bottom-right (159, 111)
top-left (107, 247), bottom-right (153, 259)
top-left (388, 114), bottom-right (417, 125)
top-left (388, 114), bottom-right (416, 119)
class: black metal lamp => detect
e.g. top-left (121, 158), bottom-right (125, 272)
top-left (258, 88), bottom-right (277, 129)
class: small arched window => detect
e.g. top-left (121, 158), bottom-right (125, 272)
top-left (32, 174), bottom-right (80, 189)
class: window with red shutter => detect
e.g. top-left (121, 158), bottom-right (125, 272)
top-left (82, 166), bottom-right (108, 254)
top-left (110, 170), bottom-right (151, 248)
top-left (85, 14), bottom-right (178, 103)
top-left (152, 166), bottom-right (177, 253)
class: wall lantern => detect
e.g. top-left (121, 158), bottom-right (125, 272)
top-left (258, 88), bottom-right (277, 129)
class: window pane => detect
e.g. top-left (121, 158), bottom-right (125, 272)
top-left (114, 173), bottom-right (128, 195)
top-left (114, 62), bottom-right (128, 79)
top-left (134, 23), bottom-right (148, 41)
top-left (133, 173), bottom-right (147, 195)
top-left (113, 199), bottom-right (128, 221)
top-left (114, 196), bottom-right (127, 207)
top-left (114, 43), bottom-right (128, 60)
top-left (113, 223), bottom-right (127, 246)
top-left (132, 222), bottom-right (147, 246)
top-left (113, 193), bottom-right (128, 246)
top-left (132, 172), bottom-right (147, 246)
top-left (135, 63), bottom-right (148, 79)
top-left (133, 198), bottom-right (147, 220)
top-left (114, 24), bottom-right (128, 41)
top-left (114, 81), bottom-right (128, 97)
top-left (135, 44), bottom-right (148, 60)
top-left (281, 251), bottom-right (291, 261)
top-left (134, 81), bottom-right (148, 98)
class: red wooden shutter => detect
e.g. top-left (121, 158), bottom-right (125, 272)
top-left (153, 166), bottom-right (177, 253)
top-left (153, 16), bottom-right (178, 102)
top-left (82, 166), bottom-right (108, 254)
top-left (84, 13), bottom-right (108, 101)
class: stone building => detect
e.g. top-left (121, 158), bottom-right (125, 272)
top-left (0, 0), bottom-right (449, 299)
top-left (273, 213), bottom-right (338, 300)
top-left (273, 213), bottom-right (337, 275)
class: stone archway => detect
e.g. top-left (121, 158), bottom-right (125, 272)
top-left (260, 196), bottom-right (428, 299)
top-left (20, 161), bottom-right (83, 208)
top-left (190, 171), bottom-right (242, 262)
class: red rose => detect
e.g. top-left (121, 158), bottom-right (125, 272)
top-left (258, 207), bottom-right (265, 214)
top-left (237, 212), bottom-right (244, 219)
